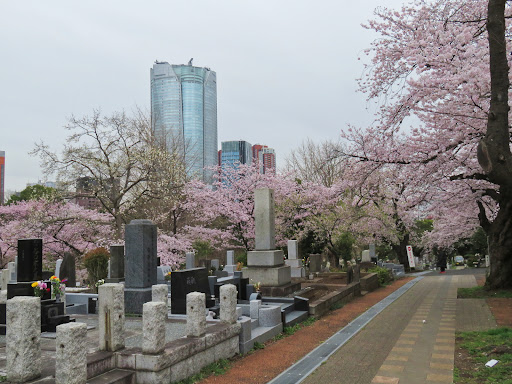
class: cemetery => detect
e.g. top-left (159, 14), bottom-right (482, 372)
top-left (0, 188), bottom-right (390, 383)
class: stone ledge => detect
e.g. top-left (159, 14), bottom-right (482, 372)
top-left (247, 250), bottom-right (284, 267)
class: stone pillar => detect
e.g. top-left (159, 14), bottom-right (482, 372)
top-left (152, 284), bottom-right (168, 305)
top-left (186, 252), bottom-right (195, 269)
top-left (362, 250), bottom-right (371, 262)
top-left (8, 261), bottom-right (16, 283)
top-left (250, 299), bottom-right (260, 320)
top-left (55, 322), bottom-right (87, 384)
top-left (7, 296), bottom-right (41, 382)
top-left (124, 220), bottom-right (157, 314)
top-left (143, 302), bottom-right (167, 354)
top-left (107, 245), bottom-right (125, 283)
top-left (186, 292), bottom-right (205, 337)
top-left (54, 259), bottom-right (63, 279)
top-left (220, 284), bottom-right (238, 324)
top-left (285, 240), bottom-right (305, 278)
top-left (254, 188), bottom-right (275, 250)
top-left (99, 283), bottom-right (125, 351)
top-left (17, 238), bottom-right (43, 282)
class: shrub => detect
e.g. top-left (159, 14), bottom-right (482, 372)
top-left (368, 266), bottom-right (393, 286)
top-left (235, 251), bottom-right (247, 266)
top-left (83, 247), bottom-right (109, 289)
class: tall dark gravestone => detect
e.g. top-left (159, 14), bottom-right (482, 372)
top-left (7, 239), bottom-right (43, 299)
top-left (124, 220), bottom-right (157, 314)
top-left (59, 252), bottom-right (76, 287)
top-left (170, 268), bottom-right (211, 314)
top-left (17, 239), bottom-right (43, 282)
top-left (106, 245), bottom-right (124, 283)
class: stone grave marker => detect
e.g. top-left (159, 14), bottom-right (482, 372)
top-left (309, 254), bottom-right (322, 273)
top-left (106, 245), bottom-right (124, 283)
top-left (285, 240), bottom-right (305, 278)
top-left (156, 265), bottom-right (173, 285)
top-left (224, 250), bottom-right (237, 274)
top-left (170, 268), bottom-right (211, 314)
top-left (17, 239), bottom-right (42, 282)
top-left (54, 259), bottom-right (63, 279)
top-left (361, 250), bottom-right (371, 263)
top-left (124, 219), bottom-right (157, 314)
top-left (59, 252), bottom-right (76, 287)
top-left (186, 252), bottom-right (195, 269)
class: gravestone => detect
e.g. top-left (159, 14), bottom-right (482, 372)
top-left (17, 239), bottom-right (42, 282)
top-left (361, 250), bottom-right (371, 263)
top-left (369, 243), bottom-right (377, 262)
top-left (211, 259), bottom-right (220, 271)
top-left (59, 252), bottom-right (76, 287)
top-left (243, 189), bottom-right (292, 289)
top-left (124, 220), bottom-right (157, 314)
top-left (7, 261), bottom-right (16, 283)
top-left (54, 259), bottom-right (63, 279)
top-left (7, 239), bottom-right (43, 299)
top-left (224, 250), bottom-right (237, 274)
top-left (170, 268), bottom-right (212, 314)
top-left (309, 254), bottom-right (322, 273)
top-left (156, 265), bottom-right (173, 285)
top-left (106, 245), bottom-right (124, 283)
top-left (186, 252), bottom-right (195, 269)
top-left (285, 240), bottom-right (305, 278)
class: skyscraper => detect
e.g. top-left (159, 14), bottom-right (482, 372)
top-left (150, 60), bottom-right (217, 182)
top-left (220, 141), bottom-right (253, 168)
top-left (0, 151), bottom-right (4, 205)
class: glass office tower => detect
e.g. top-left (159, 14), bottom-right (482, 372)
top-left (220, 141), bottom-right (253, 168)
top-left (151, 61), bottom-right (217, 182)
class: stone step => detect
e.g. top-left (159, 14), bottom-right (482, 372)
top-left (87, 351), bottom-right (116, 379)
top-left (87, 369), bottom-right (136, 384)
top-left (284, 310), bottom-right (309, 327)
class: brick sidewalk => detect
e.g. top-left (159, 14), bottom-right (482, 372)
top-left (301, 274), bottom-right (496, 384)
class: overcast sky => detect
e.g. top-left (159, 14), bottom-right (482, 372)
top-left (1, 0), bottom-right (407, 192)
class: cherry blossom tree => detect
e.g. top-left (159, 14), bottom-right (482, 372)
top-left (341, 0), bottom-right (512, 287)
top-left (0, 200), bottom-right (113, 268)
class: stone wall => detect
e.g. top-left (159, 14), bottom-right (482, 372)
top-left (360, 273), bottom-right (379, 292)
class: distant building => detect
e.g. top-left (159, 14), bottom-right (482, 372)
top-left (252, 144), bottom-right (276, 174)
top-left (151, 60), bottom-right (217, 182)
top-left (72, 177), bottom-right (102, 210)
top-left (27, 181), bottom-right (56, 188)
top-left (220, 141), bottom-right (253, 168)
top-left (258, 147), bottom-right (276, 174)
top-left (0, 151), bottom-right (4, 205)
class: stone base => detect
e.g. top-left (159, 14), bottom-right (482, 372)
top-left (124, 287), bottom-right (152, 314)
top-left (247, 250), bottom-right (284, 267)
top-left (290, 267), bottom-right (305, 278)
top-left (105, 278), bottom-right (124, 284)
top-left (259, 281), bottom-right (302, 297)
top-left (242, 265), bottom-right (291, 287)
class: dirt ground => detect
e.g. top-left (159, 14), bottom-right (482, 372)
top-left (199, 278), bottom-right (414, 384)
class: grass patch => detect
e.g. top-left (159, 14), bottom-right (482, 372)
top-left (330, 301), bottom-right (345, 311)
top-left (253, 341), bottom-right (265, 350)
top-left (175, 359), bottom-right (230, 384)
top-left (458, 286), bottom-right (512, 299)
top-left (455, 327), bottom-right (512, 383)
top-left (271, 316), bottom-right (317, 342)
top-left (0, 376), bottom-right (5, 382)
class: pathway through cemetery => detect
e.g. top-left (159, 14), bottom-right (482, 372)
top-left (202, 270), bottom-right (494, 384)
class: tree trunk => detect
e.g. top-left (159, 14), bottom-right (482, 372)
top-left (486, 193), bottom-right (512, 289)
top-left (392, 233), bottom-right (410, 269)
top-left (479, 0), bottom-right (512, 288)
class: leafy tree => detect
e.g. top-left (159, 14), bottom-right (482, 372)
top-left (7, 184), bottom-right (60, 204)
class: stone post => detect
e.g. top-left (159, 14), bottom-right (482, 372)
top-left (250, 299), bottom-right (260, 320)
top-left (124, 220), bottom-right (157, 314)
top-left (220, 284), bottom-right (238, 324)
top-left (152, 284), bottom-right (168, 305)
top-left (99, 283), bottom-right (125, 351)
top-left (143, 301), bottom-right (167, 354)
top-left (186, 292), bottom-right (206, 337)
top-left (1, 269), bottom-right (9, 290)
top-left (224, 250), bottom-right (237, 274)
top-left (56, 322), bottom-right (87, 384)
top-left (7, 296), bottom-right (41, 382)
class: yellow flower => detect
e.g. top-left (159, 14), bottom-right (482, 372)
top-left (31, 282), bottom-right (38, 288)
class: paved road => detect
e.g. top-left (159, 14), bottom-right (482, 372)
top-left (282, 270), bottom-right (494, 384)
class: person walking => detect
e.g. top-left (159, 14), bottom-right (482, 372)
top-left (437, 248), bottom-right (447, 273)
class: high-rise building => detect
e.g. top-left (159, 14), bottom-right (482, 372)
top-left (252, 144), bottom-right (276, 174)
top-left (150, 60), bottom-right (217, 182)
top-left (220, 141), bottom-right (253, 168)
top-left (0, 151), bottom-right (4, 205)
top-left (259, 147), bottom-right (276, 174)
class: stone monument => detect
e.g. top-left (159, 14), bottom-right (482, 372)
top-left (124, 220), bottom-right (157, 314)
top-left (242, 189), bottom-right (298, 296)
top-left (285, 240), bottom-right (305, 278)
top-left (106, 245), bottom-right (124, 283)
